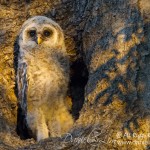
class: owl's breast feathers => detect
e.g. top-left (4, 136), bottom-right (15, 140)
top-left (22, 48), bottom-right (69, 103)
top-left (24, 48), bottom-right (69, 77)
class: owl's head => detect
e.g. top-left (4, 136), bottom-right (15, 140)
top-left (19, 16), bottom-right (65, 51)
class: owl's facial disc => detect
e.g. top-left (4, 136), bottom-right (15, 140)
top-left (27, 27), bottom-right (54, 45)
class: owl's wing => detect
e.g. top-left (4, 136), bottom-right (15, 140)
top-left (16, 58), bottom-right (31, 137)
top-left (17, 61), bottom-right (28, 115)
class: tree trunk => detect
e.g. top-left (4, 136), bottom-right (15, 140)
top-left (0, 0), bottom-right (149, 149)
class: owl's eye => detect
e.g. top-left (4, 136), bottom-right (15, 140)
top-left (29, 30), bottom-right (36, 37)
top-left (43, 30), bottom-right (52, 37)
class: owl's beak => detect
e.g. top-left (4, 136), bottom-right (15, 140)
top-left (37, 36), bottom-right (42, 44)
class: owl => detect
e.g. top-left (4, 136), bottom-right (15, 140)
top-left (17, 16), bottom-right (73, 141)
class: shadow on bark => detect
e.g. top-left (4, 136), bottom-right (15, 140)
top-left (83, 0), bottom-right (149, 122)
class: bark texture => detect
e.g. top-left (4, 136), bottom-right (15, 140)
top-left (0, 0), bottom-right (150, 149)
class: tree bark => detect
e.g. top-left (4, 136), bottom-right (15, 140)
top-left (0, 0), bottom-right (149, 149)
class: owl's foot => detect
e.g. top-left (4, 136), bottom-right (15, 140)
top-left (27, 108), bottom-right (49, 142)
top-left (37, 123), bottom-right (49, 142)
top-left (48, 105), bottom-right (74, 137)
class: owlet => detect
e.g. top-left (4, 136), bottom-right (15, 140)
top-left (17, 16), bottom-right (73, 141)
